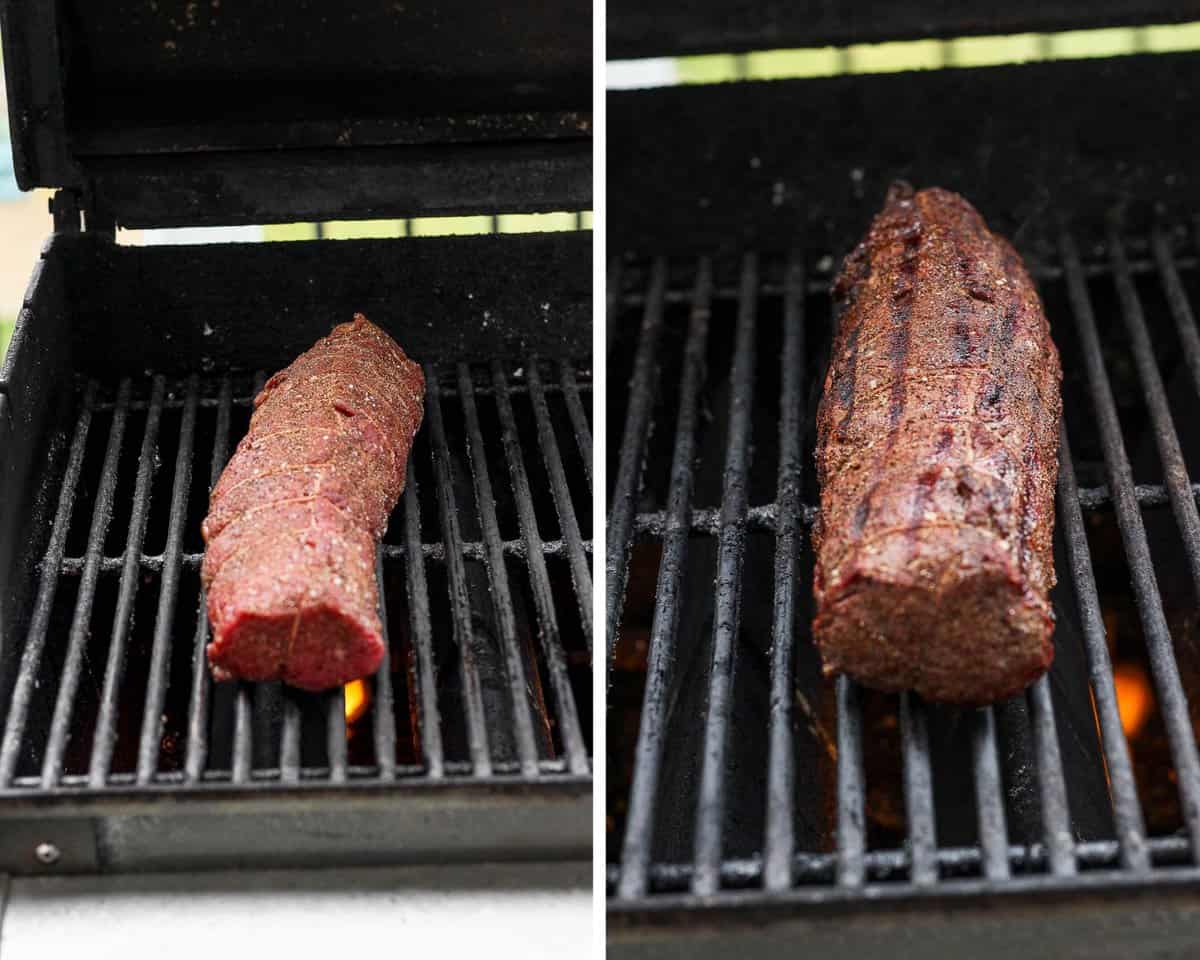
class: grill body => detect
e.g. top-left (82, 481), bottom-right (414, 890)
top-left (0, 231), bottom-right (593, 874)
top-left (0, 0), bottom-right (592, 877)
top-left (608, 19), bottom-right (1200, 957)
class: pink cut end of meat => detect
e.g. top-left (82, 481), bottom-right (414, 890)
top-left (283, 605), bottom-right (385, 691)
top-left (207, 603), bottom-right (384, 692)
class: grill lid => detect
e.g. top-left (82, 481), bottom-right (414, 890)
top-left (0, 0), bottom-right (591, 228)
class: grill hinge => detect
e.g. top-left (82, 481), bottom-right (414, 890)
top-left (50, 189), bottom-right (115, 238)
top-left (49, 189), bottom-right (80, 234)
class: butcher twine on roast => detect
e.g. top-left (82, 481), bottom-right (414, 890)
top-left (813, 184), bottom-right (1062, 704)
top-left (201, 313), bottom-right (425, 691)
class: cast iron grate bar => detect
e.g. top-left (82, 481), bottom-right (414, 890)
top-left (184, 375), bottom-right (233, 783)
top-left (402, 471), bottom-right (446, 778)
top-left (691, 253), bottom-right (758, 896)
top-left (41, 376), bottom-right (157, 787)
top-left (85, 377), bottom-right (588, 414)
top-left (763, 251), bottom-right (806, 892)
top-left (1028, 675), bottom-right (1076, 876)
top-left (616, 258), bottom-right (713, 900)
top-left (459, 362), bottom-right (541, 777)
top-left (232, 684), bottom-right (255, 784)
top-left (38, 379), bottom-right (133, 787)
top-left (606, 258), bottom-right (667, 674)
top-left (1109, 228), bottom-right (1200, 605)
top-left (250, 684), bottom-right (280, 776)
top-left (86, 377), bottom-right (169, 787)
top-left (626, 480), bottom-right (1200, 542)
top-left (493, 362), bottom-right (590, 776)
top-left (1061, 233), bottom-right (1200, 860)
top-left (971, 706), bottom-right (1010, 880)
top-left (0, 382), bottom-right (97, 787)
top-left (608, 834), bottom-right (1199, 895)
top-left (3, 756), bottom-right (571, 791)
top-left (835, 676), bottom-right (866, 887)
top-left (613, 253), bottom-right (1200, 310)
top-left (57, 536), bottom-right (591, 575)
top-left (1156, 228), bottom-right (1200, 407)
top-left (899, 692), bottom-right (938, 885)
top-left (372, 546), bottom-right (399, 780)
top-left (560, 361), bottom-right (593, 496)
top-left (425, 364), bottom-right (493, 775)
top-left (529, 360), bottom-right (594, 655)
top-left (136, 376), bottom-right (199, 784)
top-left (326, 686), bottom-right (347, 784)
top-left (1056, 426), bottom-right (1149, 870)
top-left (279, 693), bottom-right (302, 784)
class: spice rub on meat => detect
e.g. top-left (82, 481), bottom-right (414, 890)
top-left (813, 184), bottom-right (1062, 704)
top-left (201, 313), bottom-right (425, 691)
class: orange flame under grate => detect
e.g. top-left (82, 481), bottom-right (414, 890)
top-left (1113, 662), bottom-right (1151, 739)
top-left (344, 679), bottom-right (370, 725)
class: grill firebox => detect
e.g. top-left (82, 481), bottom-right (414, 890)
top-left (0, 230), bottom-right (592, 873)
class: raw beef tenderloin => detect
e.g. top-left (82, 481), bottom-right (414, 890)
top-left (201, 313), bottom-right (425, 691)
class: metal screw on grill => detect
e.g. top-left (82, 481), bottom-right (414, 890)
top-left (34, 842), bottom-right (60, 865)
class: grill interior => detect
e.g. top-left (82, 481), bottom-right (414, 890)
top-left (606, 221), bottom-right (1200, 900)
top-left (5, 362), bottom-right (592, 790)
top-left (0, 230), bottom-right (592, 872)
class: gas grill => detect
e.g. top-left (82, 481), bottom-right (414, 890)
top-left (0, 1), bottom-right (591, 876)
top-left (608, 5), bottom-right (1200, 956)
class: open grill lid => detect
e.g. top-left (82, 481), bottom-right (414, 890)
top-left (0, 0), bottom-right (592, 228)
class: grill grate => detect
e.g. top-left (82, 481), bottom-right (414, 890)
top-left (0, 359), bottom-right (592, 794)
top-left (607, 223), bottom-right (1200, 908)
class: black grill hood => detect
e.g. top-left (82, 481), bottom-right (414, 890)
top-left (0, 0), bottom-right (592, 227)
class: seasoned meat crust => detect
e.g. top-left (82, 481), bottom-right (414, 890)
top-left (201, 314), bottom-right (425, 691)
top-left (813, 183), bottom-right (1062, 704)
